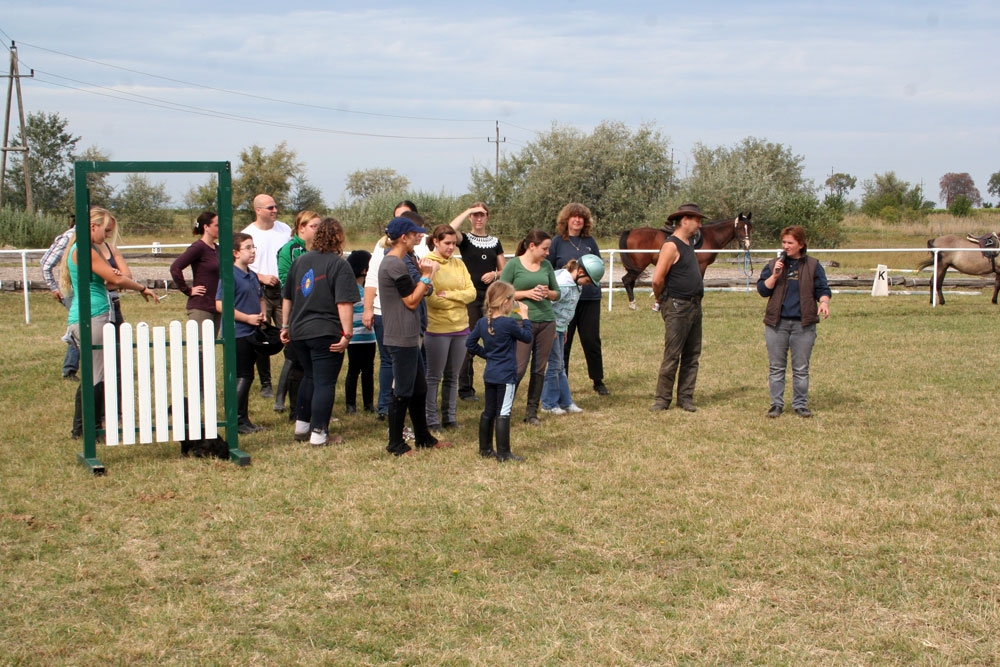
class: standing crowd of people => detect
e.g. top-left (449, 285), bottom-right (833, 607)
top-left (45, 197), bottom-right (832, 458)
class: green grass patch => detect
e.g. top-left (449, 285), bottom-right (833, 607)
top-left (2, 291), bottom-right (1000, 663)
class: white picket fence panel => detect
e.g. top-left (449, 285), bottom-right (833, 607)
top-left (101, 319), bottom-right (218, 446)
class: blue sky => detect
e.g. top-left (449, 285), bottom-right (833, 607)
top-left (3, 1), bottom-right (998, 207)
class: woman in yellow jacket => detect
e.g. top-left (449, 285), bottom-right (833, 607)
top-left (423, 224), bottom-right (476, 431)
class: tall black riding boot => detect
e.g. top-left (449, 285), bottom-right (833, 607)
top-left (386, 394), bottom-right (411, 456)
top-left (72, 384), bottom-right (83, 438)
top-left (478, 414), bottom-right (495, 458)
top-left (524, 373), bottom-right (543, 424)
top-left (409, 389), bottom-right (440, 448)
top-left (494, 416), bottom-right (523, 462)
top-left (273, 358), bottom-right (293, 412)
top-left (93, 380), bottom-right (106, 429)
top-left (236, 377), bottom-right (261, 434)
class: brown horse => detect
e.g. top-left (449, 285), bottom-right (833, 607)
top-left (916, 234), bottom-right (1000, 305)
top-left (618, 213), bottom-right (753, 309)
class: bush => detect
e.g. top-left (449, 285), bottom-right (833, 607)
top-left (948, 195), bottom-right (973, 217)
top-left (0, 206), bottom-right (69, 248)
top-left (330, 190), bottom-right (471, 238)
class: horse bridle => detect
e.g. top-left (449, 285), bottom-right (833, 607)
top-left (734, 215), bottom-right (754, 279)
top-left (734, 215), bottom-right (752, 250)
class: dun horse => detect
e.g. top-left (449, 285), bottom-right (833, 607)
top-left (916, 234), bottom-right (1000, 305)
top-left (618, 213), bottom-right (753, 309)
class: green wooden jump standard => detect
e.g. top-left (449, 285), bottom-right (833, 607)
top-left (73, 160), bottom-right (249, 474)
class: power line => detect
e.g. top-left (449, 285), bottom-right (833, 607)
top-left (30, 71), bottom-right (485, 141)
top-left (500, 120), bottom-right (541, 135)
top-left (16, 39), bottom-right (495, 124)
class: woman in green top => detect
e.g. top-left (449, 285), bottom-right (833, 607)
top-left (61, 207), bottom-right (160, 438)
top-left (499, 229), bottom-right (559, 425)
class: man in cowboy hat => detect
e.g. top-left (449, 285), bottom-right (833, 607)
top-left (650, 203), bottom-right (706, 413)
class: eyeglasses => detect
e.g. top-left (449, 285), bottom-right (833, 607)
top-left (258, 205), bottom-right (278, 211)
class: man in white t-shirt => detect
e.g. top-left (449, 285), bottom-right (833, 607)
top-left (242, 193), bottom-right (291, 397)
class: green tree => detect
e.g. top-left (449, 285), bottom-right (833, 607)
top-left (345, 168), bottom-right (410, 200)
top-left (470, 121), bottom-right (674, 238)
top-left (825, 172), bottom-right (857, 198)
top-left (289, 176), bottom-right (326, 213)
top-left (947, 194), bottom-right (974, 217)
top-left (683, 136), bottom-right (841, 245)
top-left (3, 111), bottom-right (79, 214)
top-left (859, 171), bottom-right (931, 221)
top-left (71, 146), bottom-right (115, 209)
top-left (233, 142), bottom-right (303, 217)
top-left (988, 171), bottom-right (1000, 202)
top-left (183, 176), bottom-right (219, 213)
top-left (823, 172), bottom-right (857, 211)
top-left (938, 172), bottom-right (981, 208)
top-left (113, 174), bottom-right (173, 232)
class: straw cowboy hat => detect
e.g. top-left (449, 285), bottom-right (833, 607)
top-left (666, 203), bottom-right (707, 222)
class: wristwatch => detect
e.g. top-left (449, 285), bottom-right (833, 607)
top-left (419, 276), bottom-right (432, 286)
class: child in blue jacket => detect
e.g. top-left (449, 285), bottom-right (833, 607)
top-left (466, 280), bottom-right (532, 462)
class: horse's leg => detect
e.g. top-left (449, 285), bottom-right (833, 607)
top-left (936, 265), bottom-right (947, 305)
top-left (623, 271), bottom-right (637, 310)
top-left (993, 272), bottom-right (1000, 304)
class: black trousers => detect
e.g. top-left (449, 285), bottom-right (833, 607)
top-left (564, 299), bottom-right (604, 384)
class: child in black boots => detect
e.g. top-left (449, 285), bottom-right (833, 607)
top-left (465, 281), bottom-right (532, 462)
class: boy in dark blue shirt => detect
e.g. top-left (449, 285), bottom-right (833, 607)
top-left (216, 233), bottom-right (266, 433)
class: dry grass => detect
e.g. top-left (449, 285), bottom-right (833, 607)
top-left (2, 290), bottom-right (1000, 664)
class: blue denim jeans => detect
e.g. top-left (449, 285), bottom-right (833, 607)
top-left (60, 294), bottom-right (80, 376)
top-left (541, 330), bottom-right (573, 409)
top-left (292, 336), bottom-right (345, 433)
top-left (764, 319), bottom-right (817, 410)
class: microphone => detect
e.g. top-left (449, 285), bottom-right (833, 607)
top-left (778, 251), bottom-right (788, 263)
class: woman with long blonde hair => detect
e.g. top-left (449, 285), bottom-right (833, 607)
top-left (63, 207), bottom-right (160, 438)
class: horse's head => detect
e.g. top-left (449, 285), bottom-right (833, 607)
top-left (734, 212), bottom-right (753, 250)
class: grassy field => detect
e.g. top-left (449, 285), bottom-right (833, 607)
top-left (2, 286), bottom-right (999, 665)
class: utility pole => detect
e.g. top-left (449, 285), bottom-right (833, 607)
top-left (1, 42), bottom-right (34, 212)
top-left (487, 121), bottom-right (505, 180)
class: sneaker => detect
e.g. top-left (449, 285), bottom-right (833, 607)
top-left (794, 407), bottom-right (813, 418)
top-left (679, 402), bottom-right (697, 413)
top-left (294, 420), bottom-right (311, 442)
top-left (523, 416), bottom-right (542, 426)
top-left (649, 403), bottom-right (669, 412)
top-left (63, 371), bottom-right (80, 382)
top-left (564, 403), bottom-right (584, 414)
top-left (442, 421), bottom-right (459, 430)
top-left (767, 405), bottom-right (782, 419)
top-left (541, 406), bottom-right (566, 415)
top-left (460, 394), bottom-right (479, 402)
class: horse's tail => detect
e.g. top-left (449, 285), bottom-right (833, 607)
top-left (915, 239), bottom-right (936, 271)
top-left (618, 229), bottom-right (639, 273)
